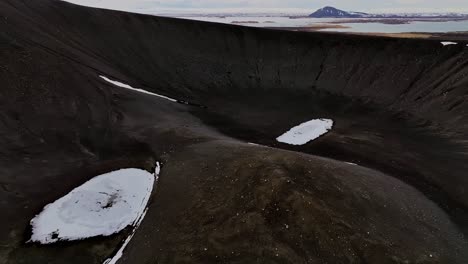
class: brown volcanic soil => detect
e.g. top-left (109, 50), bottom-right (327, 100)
top-left (1, 0), bottom-right (468, 263)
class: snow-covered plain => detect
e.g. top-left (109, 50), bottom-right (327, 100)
top-left (29, 165), bottom-right (158, 244)
top-left (100, 75), bottom-right (177, 102)
top-left (277, 119), bottom-right (333, 145)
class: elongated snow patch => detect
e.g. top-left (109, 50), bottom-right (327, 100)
top-left (29, 168), bottom-right (155, 244)
top-left (100, 75), bottom-right (177, 102)
top-left (441, 41), bottom-right (457, 46)
top-left (277, 119), bottom-right (333, 145)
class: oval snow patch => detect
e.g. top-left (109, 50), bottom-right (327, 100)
top-left (277, 118), bottom-right (333, 145)
top-left (441, 41), bottom-right (457, 46)
top-left (29, 168), bottom-right (155, 244)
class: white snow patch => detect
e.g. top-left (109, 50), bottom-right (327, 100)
top-left (154, 162), bottom-right (161, 178)
top-left (103, 163), bottom-right (161, 264)
top-left (29, 167), bottom-right (156, 244)
top-left (441, 41), bottom-right (457, 46)
top-left (277, 119), bottom-right (333, 145)
top-left (345, 162), bottom-right (358, 166)
top-left (100, 75), bottom-right (177, 102)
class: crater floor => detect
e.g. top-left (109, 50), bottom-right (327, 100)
top-left (1, 0), bottom-right (468, 263)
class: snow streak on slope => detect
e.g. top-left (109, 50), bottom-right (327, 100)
top-left (100, 75), bottom-right (177, 102)
top-left (102, 209), bottom-right (147, 264)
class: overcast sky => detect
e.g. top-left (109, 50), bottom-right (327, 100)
top-left (63, 0), bottom-right (468, 13)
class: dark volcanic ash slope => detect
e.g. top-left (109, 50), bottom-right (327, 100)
top-left (1, 0), bottom-right (468, 263)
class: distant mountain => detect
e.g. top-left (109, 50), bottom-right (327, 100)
top-left (309, 6), bottom-right (467, 19)
top-left (309, 6), bottom-right (368, 18)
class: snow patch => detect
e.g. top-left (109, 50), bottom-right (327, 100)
top-left (100, 75), bottom-right (177, 102)
top-left (441, 41), bottom-right (457, 46)
top-left (154, 162), bottom-right (161, 178)
top-left (103, 209), bottom-right (148, 264)
top-left (277, 119), bottom-right (333, 145)
top-left (345, 162), bottom-right (358, 166)
top-left (29, 166), bottom-right (156, 244)
top-left (103, 163), bottom-right (161, 264)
